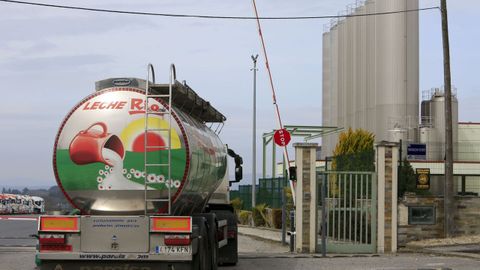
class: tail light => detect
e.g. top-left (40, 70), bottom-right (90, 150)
top-left (39, 244), bottom-right (72, 252)
top-left (38, 216), bottom-right (78, 253)
top-left (38, 234), bottom-right (72, 252)
top-left (39, 234), bottom-right (65, 244)
top-left (150, 216), bottom-right (192, 233)
top-left (164, 235), bottom-right (191, 246)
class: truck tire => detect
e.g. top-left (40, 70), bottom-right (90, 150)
top-left (201, 213), bottom-right (218, 270)
top-left (212, 209), bottom-right (238, 266)
top-left (192, 220), bottom-right (208, 270)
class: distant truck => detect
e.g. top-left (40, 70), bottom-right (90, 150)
top-left (0, 194), bottom-right (44, 214)
top-left (36, 65), bottom-right (243, 270)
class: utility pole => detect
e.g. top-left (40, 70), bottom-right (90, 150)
top-left (251, 54), bottom-right (259, 209)
top-left (441, 0), bottom-right (454, 238)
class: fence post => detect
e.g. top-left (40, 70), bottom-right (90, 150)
top-left (281, 190), bottom-right (286, 245)
top-left (289, 210), bottom-right (295, 252)
top-left (376, 141), bottom-right (399, 253)
top-left (320, 173), bottom-right (327, 257)
top-left (294, 142), bottom-right (318, 253)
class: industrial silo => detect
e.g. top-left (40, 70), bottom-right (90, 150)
top-left (337, 18), bottom-right (346, 136)
top-left (420, 88), bottom-right (459, 160)
top-left (322, 31), bottom-right (331, 130)
top-left (322, 30), bottom-right (332, 156)
top-left (356, 3), bottom-right (367, 129)
top-left (321, 0), bottom-right (419, 157)
top-left (420, 127), bottom-right (437, 160)
top-left (345, 5), bottom-right (355, 130)
top-left (365, 0), bottom-right (376, 136)
top-left (430, 90), bottom-right (459, 160)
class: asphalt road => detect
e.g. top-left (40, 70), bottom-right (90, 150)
top-left (0, 215), bottom-right (38, 247)
top-left (1, 217), bottom-right (479, 270)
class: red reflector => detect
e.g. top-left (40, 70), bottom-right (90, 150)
top-left (40, 244), bottom-right (72, 252)
top-left (164, 235), bottom-right (191, 246)
top-left (39, 234), bottom-right (65, 244)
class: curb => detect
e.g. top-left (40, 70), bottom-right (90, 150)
top-left (0, 246), bottom-right (36, 252)
top-left (400, 247), bottom-right (480, 260)
top-left (237, 230), bottom-right (288, 245)
top-left (239, 253), bottom-right (380, 259)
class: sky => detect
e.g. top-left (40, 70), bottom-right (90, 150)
top-left (0, 0), bottom-right (479, 189)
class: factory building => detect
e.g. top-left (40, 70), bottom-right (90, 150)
top-left (321, 0), bottom-right (480, 195)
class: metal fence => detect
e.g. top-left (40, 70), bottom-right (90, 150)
top-left (317, 171), bottom-right (377, 253)
top-left (230, 177), bottom-right (289, 210)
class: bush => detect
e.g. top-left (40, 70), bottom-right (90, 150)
top-left (238, 210), bottom-right (252, 225)
top-left (230, 197), bottom-right (243, 213)
top-left (252, 204), bottom-right (268, 227)
top-left (332, 128), bottom-right (375, 172)
top-left (398, 158), bottom-right (430, 197)
top-left (272, 208), bottom-right (283, 229)
top-left (284, 187), bottom-right (294, 228)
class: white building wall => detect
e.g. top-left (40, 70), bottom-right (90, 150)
top-left (458, 123), bottom-right (480, 161)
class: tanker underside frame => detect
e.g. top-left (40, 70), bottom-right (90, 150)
top-left (36, 206), bottom-right (238, 270)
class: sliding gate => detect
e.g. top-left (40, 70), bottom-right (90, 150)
top-left (317, 171), bottom-right (377, 253)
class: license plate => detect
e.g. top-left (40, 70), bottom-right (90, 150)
top-left (155, 246), bottom-right (191, 255)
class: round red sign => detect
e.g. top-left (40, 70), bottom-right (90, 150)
top-left (273, 128), bottom-right (291, 147)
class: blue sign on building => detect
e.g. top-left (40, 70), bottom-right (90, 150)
top-left (407, 143), bottom-right (426, 160)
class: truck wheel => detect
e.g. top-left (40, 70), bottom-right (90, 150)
top-left (192, 221), bottom-right (208, 270)
top-left (212, 210), bottom-right (238, 266)
top-left (199, 213), bottom-right (218, 270)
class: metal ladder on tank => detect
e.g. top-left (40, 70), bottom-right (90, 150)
top-left (143, 64), bottom-right (175, 216)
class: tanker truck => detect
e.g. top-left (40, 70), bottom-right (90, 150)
top-left (35, 64), bottom-right (243, 270)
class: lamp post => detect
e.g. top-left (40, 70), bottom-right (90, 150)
top-left (251, 54), bottom-right (259, 209)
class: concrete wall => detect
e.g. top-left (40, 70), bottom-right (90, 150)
top-left (397, 196), bottom-right (444, 246)
top-left (398, 195), bottom-right (480, 246)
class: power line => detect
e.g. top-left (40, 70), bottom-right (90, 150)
top-left (0, 0), bottom-right (439, 20)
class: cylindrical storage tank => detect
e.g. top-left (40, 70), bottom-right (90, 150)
top-left (337, 19), bottom-right (346, 135)
top-left (375, 0), bottom-right (408, 141)
top-left (430, 93), bottom-right (459, 160)
top-left (419, 127), bottom-right (438, 160)
top-left (326, 23), bottom-right (340, 158)
top-left (345, 8), bottom-right (354, 130)
top-left (421, 100), bottom-right (432, 126)
top-left (322, 31), bottom-right (331, 158)
top-left (53, 83), bottom-right (227, 215)
top-left (406, 0), bottom-right (420, 130)
top-left (365, 0), bottom-right (376, 135)
top-left (388, 128), bottom-right (408, 143)
top-left (356, 4), bottom-right (367, 129)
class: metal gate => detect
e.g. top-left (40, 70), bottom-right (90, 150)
top-left (317, 171), bottom-right (377, 253)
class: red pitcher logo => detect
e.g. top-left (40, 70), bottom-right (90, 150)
top-left (69, 122), bottom-right (125, 166)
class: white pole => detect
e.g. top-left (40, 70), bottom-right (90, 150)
top-left (251, 55), bottom-right (258, 209)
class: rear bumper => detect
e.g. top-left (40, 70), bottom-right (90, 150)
top-left (37, 251), bottom-right (192, 261)
top-left (38, 260), bottom-right (193, 270)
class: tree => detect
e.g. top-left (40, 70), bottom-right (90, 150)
top-left (398, 158), bottom-right (430, 197)
top-left (332, 128), bottom-right (375, 171)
